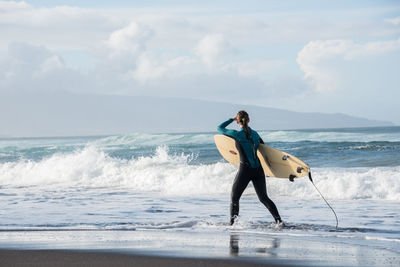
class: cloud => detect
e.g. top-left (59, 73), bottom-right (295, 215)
top-left (1, 1), bottom-right (399, 124)
top-left (106, 22), bottom-right (152, 58)
top-left (0, 1), bottom-right (115, 50)
top-left (236, 59), bottom-right (285, 79)
top-left (37, 55), bottom-right (64, 75)
top-left (0, 42), bottom-right (83, 93)
top-left (95, 21), bottom-right (199, 85)
top-left (292, 37), bottom-right (400, 123)
top-left (385, 17), bottom-right (400, 25)
top-left (95, 23), bottom-right (280, 88)
top-left (0, 0), bottom-right (29, 11)
top-left (194, 34), bottom-right (235, 68)
top-left (0, 1), bottom-right (107, 27)
top-left (296, 38), bottom-right (400, 92)
top-left (2, 1), bottom-right (399, 53)
top-left (129, 54), bottom-right (197, 84)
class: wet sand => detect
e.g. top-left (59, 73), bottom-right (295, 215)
top-left (0, 249), bottom-right (299, 267)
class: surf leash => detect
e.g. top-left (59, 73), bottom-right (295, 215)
top-left (308, 172), bottom-right (339, 229)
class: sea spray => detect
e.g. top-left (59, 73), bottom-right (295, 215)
top-left (267, 167), bottom-right (400, 201)
top-left (0, 145), bottom-right (234, 194)
top-left (1, 143), bottom-right (399, 200)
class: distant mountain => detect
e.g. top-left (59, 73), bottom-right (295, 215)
top-left (0, 93), bottom-right (393, 137)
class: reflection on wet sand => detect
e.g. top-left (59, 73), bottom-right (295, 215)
top-left (230, 233), bottom-right (279, 257)
top-left (230, 234), bottom-right (239, 256)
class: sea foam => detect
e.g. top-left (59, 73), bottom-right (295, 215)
top-left (0, 145), bottom-right (233, 194)
top-left (0, 145), bottom-right (399, 200)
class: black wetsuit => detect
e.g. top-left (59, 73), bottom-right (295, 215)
top-left (217, 118), bottom-right (282, 225)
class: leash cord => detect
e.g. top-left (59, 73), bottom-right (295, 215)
top-left (309, 172), bottom-right (339, 229)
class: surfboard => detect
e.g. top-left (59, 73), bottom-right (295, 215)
top-left (214, 134), bottom-right (310, 181)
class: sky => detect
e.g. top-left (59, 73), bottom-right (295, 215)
top-left (1, 0), bottom-right (400, 124)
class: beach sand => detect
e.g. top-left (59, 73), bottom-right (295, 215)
top-left (0, 250), bottom-right (297, 267)
top-left (1, 229), bottom-right (399, 266)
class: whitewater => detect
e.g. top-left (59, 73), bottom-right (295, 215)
top-left (0, 126), bottom-right (399, 266)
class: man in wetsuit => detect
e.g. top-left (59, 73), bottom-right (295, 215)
top-left (217, 110), bottom-right (283, 226)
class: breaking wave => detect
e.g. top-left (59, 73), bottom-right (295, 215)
top-left (0, 145), bottom-right (399, 200)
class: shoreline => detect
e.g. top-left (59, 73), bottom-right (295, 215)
top-left (0, 249), bottom-right (301, 267)
top-left (1, 227), bottom-right (399, 267)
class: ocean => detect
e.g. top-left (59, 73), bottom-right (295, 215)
top-left (0, 126), bottom-right (399, 266)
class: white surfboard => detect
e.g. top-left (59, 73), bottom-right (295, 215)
top-left (214, 134), bottom-right (310, 180)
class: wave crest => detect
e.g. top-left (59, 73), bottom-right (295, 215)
top-left (0, 145), bottom-right (234, 194)
top-left (1, 146), bottom-right (399, 200)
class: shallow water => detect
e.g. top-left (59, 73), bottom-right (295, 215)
top-left (0, 127), bottom-right (399, 266)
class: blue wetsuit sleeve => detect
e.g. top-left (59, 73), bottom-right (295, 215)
top-left (260, 137), bottom-right (264, 144)
top-left (217, 118), bottom-right (238, 138)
